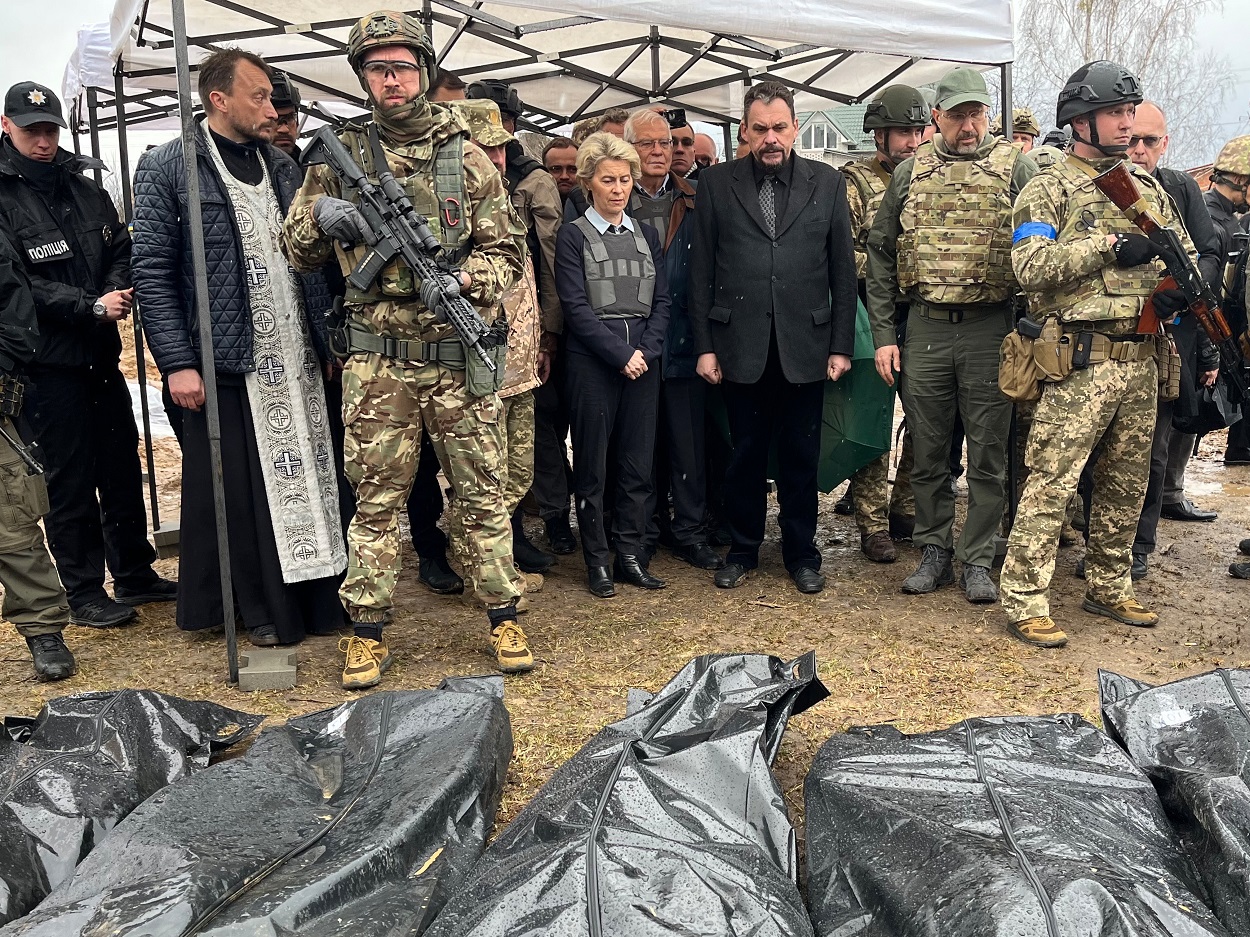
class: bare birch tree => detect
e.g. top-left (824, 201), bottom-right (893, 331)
top-left (1014, 0), bottom-right (1240, 167)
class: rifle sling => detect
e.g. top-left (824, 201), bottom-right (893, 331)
top-left (1066, 155), bottom-right (1155, 228)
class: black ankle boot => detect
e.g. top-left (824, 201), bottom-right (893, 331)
top-left (587, 565), bottom-right (615, 598)
top-left (613, 553), bottom-right (666, 589)
top-left (418, 552), bottom-right (463, 594)
top-left (544, 511), bottom-right (577, 554)
top-left (512, 511), bottom-right (555, 573)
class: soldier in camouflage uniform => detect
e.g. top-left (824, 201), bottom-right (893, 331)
top-left (840, 84), bottom-right (930, 563)
top-left (999, 61), bottom-right (1197, 647)
top-left (991, 107), bottom-right (1041, 153)
top-left (866, 67), bottom-right (1036, 604)
top-left (444, 99), bottom-right (544, 594)
top-left (282, 11), bottom-right (528, 686)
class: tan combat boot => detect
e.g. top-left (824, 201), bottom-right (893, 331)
top-left (339, 635), bottom-right (392, 690)
top-left (490, 621), bottom-right (534, 673)
top-left (1081, 595), bottom-right (1158, 627)
top-left (1005, 616), bottom-right (1068, 648)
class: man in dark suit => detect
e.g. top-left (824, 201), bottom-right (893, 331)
top-left (689, 81), bottom-right (857, 594)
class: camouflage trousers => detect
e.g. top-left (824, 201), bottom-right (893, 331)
top-left (449, 390), bottom-right (534, 580)
top-left (851, 426), bottom-right (915, 534)
top-left (340, 353), bottom-right (520, 622)
top-left (1000, 356), bottom-right (1157, 622)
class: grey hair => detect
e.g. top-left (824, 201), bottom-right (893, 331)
top-left (743, 81), bottom-right (795, 121)
top-left (623, 108), bottom-right (670, 143)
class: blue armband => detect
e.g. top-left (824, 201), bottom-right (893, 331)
top-left (1012, 222), bottom-right (1057, 244)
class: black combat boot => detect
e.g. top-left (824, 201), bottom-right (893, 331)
top-left (27, 633), bottom-right (77, 681)
top-left (512, 509), bottom-right (555, 573)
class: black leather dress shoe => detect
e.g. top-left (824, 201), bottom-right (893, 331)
top-left (1225, 448), bottom-right (1250, 466)
top-left (613, 554), bottom-right (666, 589)
top-left (544, 512), bottom-right (578, 555)
top-left (1160, 499), bottom-right (1217, 522)
top-left (587, 565), bottom-right (615, 598)
top-left (672, 541), bottom-right (723, 569)
top-left (714, 562), bottom-right (749, 589)
top-left (792, 566), bottom-right (826, 594)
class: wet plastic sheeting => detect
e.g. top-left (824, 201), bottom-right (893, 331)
top-left (425, 652), bottom-right (828, 937)
top-left (1100, 668), bottom-right (1250, 933)
top-left (2, 680), bottom-right (512, 937)
top-left (804, 714), bottom-right (1229, 937)
top-left (0, 690), bottom-right (260, 928)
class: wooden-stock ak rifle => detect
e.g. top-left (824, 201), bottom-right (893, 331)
top-left (1091, 161), bottom-right (1250, 401)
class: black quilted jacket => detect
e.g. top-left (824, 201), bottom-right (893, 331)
top-left (131, 121), bottom-right (332, 376)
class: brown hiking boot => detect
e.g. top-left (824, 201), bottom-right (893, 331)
top-left (860, 530), bottom-right (896, 563)
top-left (1081, 595), bottom-right (1158, 627)
top-left (1005, 616), bottom-right (1068, 648)
top-left (339, 635), bottom-right (392, 690)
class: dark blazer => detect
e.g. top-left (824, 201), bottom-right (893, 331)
top-left (688, 153), bottom-right (857, 384)
top-left (555, 219), bottom-right (670, 370)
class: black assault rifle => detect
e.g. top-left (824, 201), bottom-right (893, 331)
top-left (1092, 161), bottom-right (1250, 403)
top-left (304, 125), bottom-right (506, 370)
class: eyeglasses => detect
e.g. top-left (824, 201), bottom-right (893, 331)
top-left (633, 138), bottom-right (673, 150)
top-left (274, 112), bottom-right (299, 127)
top-left (1129, 135), bottom-right (1164, 148)
top-left (361, 61), bottom-right (420, 80)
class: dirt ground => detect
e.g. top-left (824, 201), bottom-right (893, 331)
top-left (3, 332), bottom-right (1248, 836)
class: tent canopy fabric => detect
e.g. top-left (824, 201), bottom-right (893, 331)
top-left (67, 0), bottom-right (1013, 132)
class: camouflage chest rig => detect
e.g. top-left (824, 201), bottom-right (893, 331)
top-left (896, 138), bottom-right (1021, 306)
top-left (332, 121), bottom-right (472, 365)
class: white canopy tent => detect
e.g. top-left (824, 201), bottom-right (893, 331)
top-left (61, 0), bottom-right (1015, 683)
top-left (66, 0), bottom-right (1015, 138)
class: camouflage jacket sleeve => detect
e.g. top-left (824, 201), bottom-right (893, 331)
top-left (281, 163), bottom-right (342, 273)
top-left (516, 169), bottom-right (564, 334)
top-left (461, 144), bottom-right (525, 309)
top-left (1011, 171), bottom-right (1114, 293)
top-left (864, 158), bottom-right (913, 348)
top-left (842, 172), bottom-right (866, 280)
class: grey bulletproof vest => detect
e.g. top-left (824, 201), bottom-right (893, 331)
top-left (572, 216), bottom-right (655, 319)
top-left (629, 188), bottom-right (672, 245)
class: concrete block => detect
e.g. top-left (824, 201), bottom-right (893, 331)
top-left (238, 648), bottom-right (298, 692)
top-left (154, 523), bottom-right (180, 559)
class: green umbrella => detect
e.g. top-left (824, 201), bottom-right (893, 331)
top-left (816, 298), bottom-right (896, 492)
top-left (707, 300), bottom-right (895, 491)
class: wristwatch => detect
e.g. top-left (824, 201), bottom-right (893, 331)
top-left (92, 300), bottom-right (108, 321)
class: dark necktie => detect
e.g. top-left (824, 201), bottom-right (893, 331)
top-left (759, 175), bottom-right (777, 237)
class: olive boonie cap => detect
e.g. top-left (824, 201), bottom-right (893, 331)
top-left (449, 99), bottom-right (514, 146)
top-left (4, 82), bottom-right (67, 129)
top-left (933, 68), bottom-right (992, 110)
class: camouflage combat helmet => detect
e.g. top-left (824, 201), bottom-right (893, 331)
top-left (1056, 60), bottom-right (1142, 128)
top-left (863, 84), bottom-right (930, 131)
top-left (1214, 136), bottom-right (1250, 177)
top-left (991, 107), bottom-right (1041, 138)
top-left (449, 99), bottom-right (514, 146)
top-left (347, 11), bottom-right (435, 74)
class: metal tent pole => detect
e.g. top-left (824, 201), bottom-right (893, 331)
top-left (172, 0), bottom-right (239, 684)
top-left (113, 69), bottom-right (162, 536)
top-left (86, 88), bottom-right (104, 186)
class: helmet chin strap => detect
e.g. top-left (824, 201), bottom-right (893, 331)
top-left (1072, 117), bottom-right (1128, 157)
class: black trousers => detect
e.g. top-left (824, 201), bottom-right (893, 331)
top-left (532, 339), bottom-right (573, 520)
top-left (721, 345), bottom-right (823, 573)
top-left (567, 350), bottom-right (660, 567)
top-left (652, 375), bottom-right (708, 546)
top-left (326, 373), bottom-right (446, 556)
top-left (25, 364), bottom-right (158, 607)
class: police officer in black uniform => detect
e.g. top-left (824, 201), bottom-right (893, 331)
top-left (0, 82), bottom-right (175, 627)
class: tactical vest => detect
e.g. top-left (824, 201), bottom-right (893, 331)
top-left (572, 216), bottom-right (655, 319)
top-left (629, 188), bottom-right (674, 246)
top-left (333, 124), bottom-right (471, 304)
top-left (1024, 157), bottom-right (1168, 324)
top-left (897, 138), bottom-right (1020, 306)
top-left (1029, 144), bottom-right (1066, 170)
top-left (841, 158), bottom-right (890, 279)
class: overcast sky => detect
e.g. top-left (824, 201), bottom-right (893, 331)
top-left (8, 0), bottom-right (1250, 166)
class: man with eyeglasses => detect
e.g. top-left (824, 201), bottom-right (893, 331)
top-left (269, 71), bottom-right (302, 160)
top-left (621, 108), bottom-right (719, 571)
top-left (867, 67), bottom-right (1036, 605)
top-left (283, 11), bottom-right (530, 684)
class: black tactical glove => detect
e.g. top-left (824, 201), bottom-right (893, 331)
top-left (1112, 232), bottom-right (1162, 268)
top-left (1151, 287), bottom-right (1189, 317)
top-left (419, 273), bottom-right (461, 319)
top-left (313, 197), bottom-right (373, 246)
